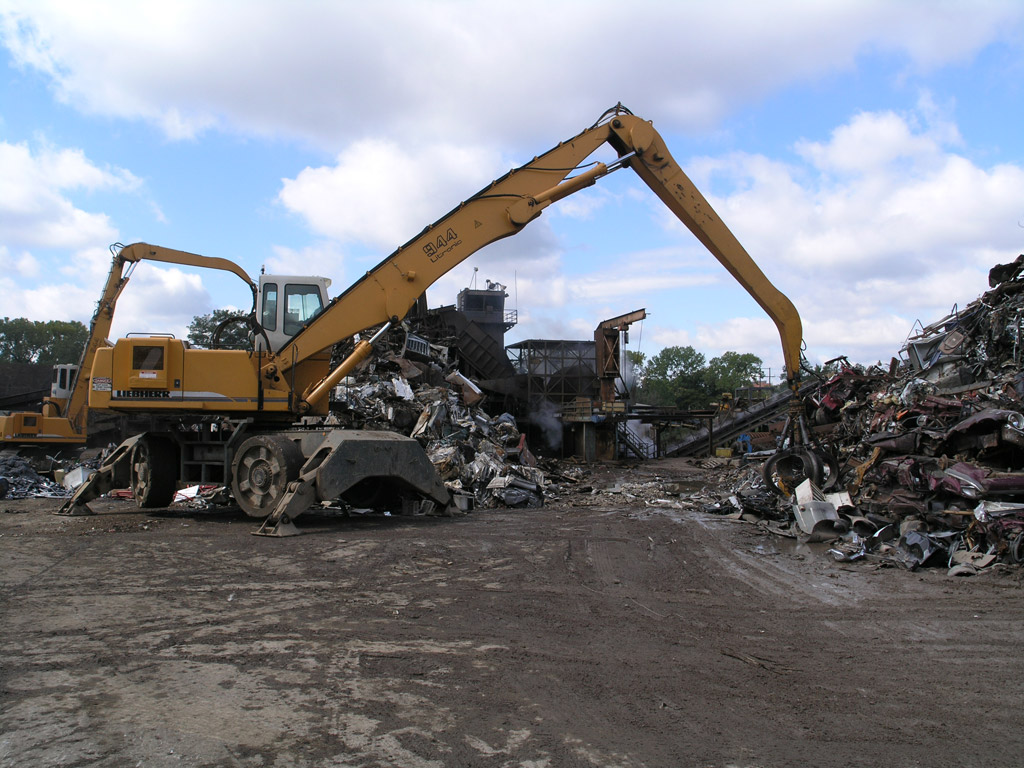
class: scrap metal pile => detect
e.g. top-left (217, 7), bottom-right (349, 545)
top-left (0, 454), bottom-right (69, 500)
top-left (717, 254), bottom-right (1024, 574)
top-left (328, 339), bottom-right (549, 511)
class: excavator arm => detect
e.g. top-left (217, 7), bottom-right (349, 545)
top-left (2, 242), bottom-right (260, 448)
top-left (274, 105), bottom-right (803, 412)
top-left (62, 243), bottom-right (258, 434)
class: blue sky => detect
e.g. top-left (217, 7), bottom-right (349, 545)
top-left (2, 1), bottom-right (1023, 385)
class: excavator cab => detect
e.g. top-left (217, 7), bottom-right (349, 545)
top-left (50, 364), bottom-right (78, 401)
top-left (43, 363), bottom-right (79, 414)
top-left (256, 274), bottom-right (331, 352)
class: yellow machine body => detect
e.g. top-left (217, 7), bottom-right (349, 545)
top-left (0, 411), bottom-right (84, 445)
top-left (89, 341), bottom-right (330, 415)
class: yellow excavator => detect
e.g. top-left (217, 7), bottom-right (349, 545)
top-left (61, 104), bottom-right (823, 532)
top-left (0, 243), bottom-right (284, 451)
top-left (0, 362), bottom-right (86, 448)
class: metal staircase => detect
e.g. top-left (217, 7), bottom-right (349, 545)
top-left (617, 422), bottom-right (654, 459)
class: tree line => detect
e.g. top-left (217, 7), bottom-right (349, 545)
top-left (0, 317), bottom-right (89, 365)
top-left (627, 346), bottom-right (767, 410)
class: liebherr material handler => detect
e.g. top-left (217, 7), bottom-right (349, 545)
top-left (0, 244), bottom-right (268, 450)
top-left (62, 104), bottom-right (824, 533)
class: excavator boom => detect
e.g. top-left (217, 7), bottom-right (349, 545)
top-left (277, 105), bottom-right (802, 410)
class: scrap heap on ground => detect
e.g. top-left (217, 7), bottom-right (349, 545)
top-left (701, 254), bottom-right (1024, 573)
top-left (0, 454), bottom-right (67, 500)
top-left (323, 338), bottom-right (552, 511)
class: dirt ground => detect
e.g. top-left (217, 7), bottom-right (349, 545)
top-left (2, 458), bottom-right (1024, 768)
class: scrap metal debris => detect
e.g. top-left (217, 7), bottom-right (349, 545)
top-left (326, 340), bottom-right (552, 510)
top-left (0, 454), bottom-right (69, 501)
top-left (8, 255), bottom-right (1024, 571)
top-left (694, 254), bottom-right (1024, 575)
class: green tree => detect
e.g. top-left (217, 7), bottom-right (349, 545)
top-left (0, 317), bottom-right (89, 364)
top-left (625, 350), bottom-right (646, 371)
top-left (635, 345), bottom-right (707, 408)
top-left (703, 351), bottom-right (763, 398)
top-left (187, 309), bottom-right (252, 349)
top-left (633, 347), bottom-right (766, 410)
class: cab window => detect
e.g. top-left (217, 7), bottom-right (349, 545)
top-left (262, 283), bottom-right (278, 332)
top-left (284, 284), bottom-right (324, 335)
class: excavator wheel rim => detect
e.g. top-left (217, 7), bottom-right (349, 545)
top-left (231, 435), bottom-right (305, 518)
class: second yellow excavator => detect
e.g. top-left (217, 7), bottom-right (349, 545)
top-left (0, 242), bottom-right (275, 451)
top-left (62, 104), bottom-right (825, 532)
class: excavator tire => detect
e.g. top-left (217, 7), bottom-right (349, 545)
top-left (231, 434), bottom-right (305, 518)
top-left (131, 435), bottom-right (179, 508)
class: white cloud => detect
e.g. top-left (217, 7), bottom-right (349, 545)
top-left (622, 103), bottom-right (1024, 372)
top-left (0, 241), bottom-right (215, 344)
top-left (107, 266), bottom-right (213, 339)
top-left (795, 94), bottom-right (964, 178)
top-left (0, 245), bottom-right (110, 323)
top-left (278, 139), bottom-right (503, 251)
top-left (267, 242), bottom-right (346, 284)
top-left (3, 1), bottom-right (1023, 376)
top-left (0, 133), bottom-right (214, 337)
top-left (2, 1), bottom-right (1021, 147)
top-left (570, 269), bottom-right (718, 304)
top-left (549, 186), bottom-right (616, 222)
top-left (795, 111), bottom-right (944, 175)
top-left (0, 245), bottom-right (39, 278)
top-left (0, 139), bottom-right (137, 249)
